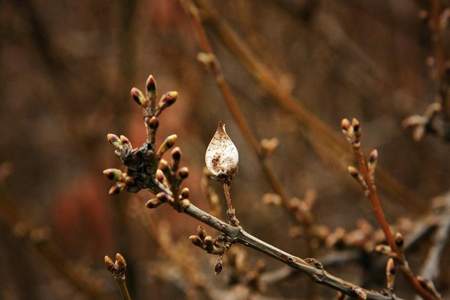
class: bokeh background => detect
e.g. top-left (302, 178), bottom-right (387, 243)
top-left (0, 0), bottom-right (449, 299)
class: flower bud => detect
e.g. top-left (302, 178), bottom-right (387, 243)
top-left (104, 256), bottom-right (115, 273)
top-left (131, 87), bottom-right (148, 107)
top-left (147, 116), bottom-right (159, 130)
top-left (159, 91), bottom-right (178, 110)
top-left (178, 167), bottom-right (189, 179)
top-left (103, 168), bottom-right (123, 181)
top-left (115, 253), bottom-right (127, 270)
top-left (146, 74), bottom-right (157, 99)
top-left (146, 198), bottom-right (162, 209)
top-left (156, 134), bottom-right (177, 156)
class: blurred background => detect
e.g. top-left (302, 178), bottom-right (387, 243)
top-left (0, 0), bottom-right (449, 299)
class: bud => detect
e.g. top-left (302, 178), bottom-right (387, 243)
top-left (262, 193), bottom-right (282, 206)
top-left (115, 253), bottom-right (127, 270)
top-left (180, 199), bottom-right (190, 209)
top-left (341, 118), bottom-right (351, 131)
top-left (197, 225), bottom-right (207, 239)
top-left (119, 135), bottom-right (131, 148)
top-left (146, 198), bottom-right (162, 209)
top-left (171, 147), bottom-right (182, 161)
top-left (189, 235), bottom-right (203, 247)
top-left (108, 182), bottom-right (125, 195)
top-left (104, 256), bottom-right (115, 273)
top-left (347, 166), bottom-right (359, 178)
top-left (261, 138), bottom-right (279, 156)
top-left (103, 168), bottom-right (123, 181)
top-left (158, 159), bottom-right (170, 172)
top-left (197, 52), bottom-right (215, 65)
top-left (159, 91), bottom-right (178, 110)
top-left (107, 133), bottom-right (122, 150)
top-left (156, 134), bottom-right (178, 156)
top-left (131, 87), bottom-right (149, 107)
top-left (369, 149), bottom-right (378, 162)
top-left (156, 192), bottom-right (171, 203)
top-left (205, 122), bottom-right (239, 180)
top-left (146, 74), bottom-right (157, 99)
top-left (395, 232), bottom-right (404, 249)
top-left (155, 169), bottom-right (165, 183)
top-left (180, 187), bottom-right (190, 199)
top-left (147, 116), bottom-right (159, 130)
top-left (215, 258), bottom-right (223, 274)
top-left (351, 118), bottom-right (360, 133)
top-left (178, 167), bottom-right (189, 179)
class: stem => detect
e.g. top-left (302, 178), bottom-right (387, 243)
top-left (223, 182), bottom-right (240, 226)
top-left (150, 179), bottom-right (396, 299)
top-left (352, 145), bottom-right (438, 300)
top-left (116, 278), bottom-right (132, 300)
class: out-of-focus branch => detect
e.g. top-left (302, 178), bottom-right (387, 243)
top-left (403, 0), bottom-right (450, 142)
top-left (416, 192), bottom-right (450, 298)
top-left (341, 118), bottom-right (440, 300)
top-left (189, 0), bottom-right (421, 209)
top-left (179, 0), bottom-right (297, 222)
top-left (0, 197), bottom-right (107, 300)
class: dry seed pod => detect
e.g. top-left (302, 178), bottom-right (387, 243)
top-left (205, 122), bottom-right (239, 180)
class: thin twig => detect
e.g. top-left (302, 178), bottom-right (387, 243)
top-left (104, 253), bottom-right (132, 300)
top-left (418, 192), bottom-right (450, 286)
top-left (341, 118), bottom-right (440, 300)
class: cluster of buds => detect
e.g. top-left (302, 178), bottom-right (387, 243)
top-left (310, 219), bottom-right (385, 252)
top-left (341, 118), bottom-right (379, 196)
top-left (189, 226), bottom-right (229, 257)
top-left (341, 118), bottom-right (361, 148)
top-left (287, 190), bottom-right (316, 226)
top-left (147, 146), bottom-right (191, 212)
top-left (103, 75), bottom-right (190, 209)
top-left (403, 102), bottom-right (448, 141)
top-left (104, 253), bottom-right (127, 280)
top-left (103, 166), bottom-right (134, 195)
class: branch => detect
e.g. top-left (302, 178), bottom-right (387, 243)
top-left (415, 192), bottom-right (450, 300)
top-left (341, 118), bottom-right (441, 300)
top-left (104, 75), bottom-right (402, 300)
top-left (104, 253), bottom-right (132, 300)
top-left (403, 0), bottom-right (450, 142)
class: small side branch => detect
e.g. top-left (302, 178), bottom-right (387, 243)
top-left (341, 118), bottom-right (441, 300)
top-left (104, 253), bottom-right (132, 300)
top-left (414, 192), bottom-right (450, 300)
